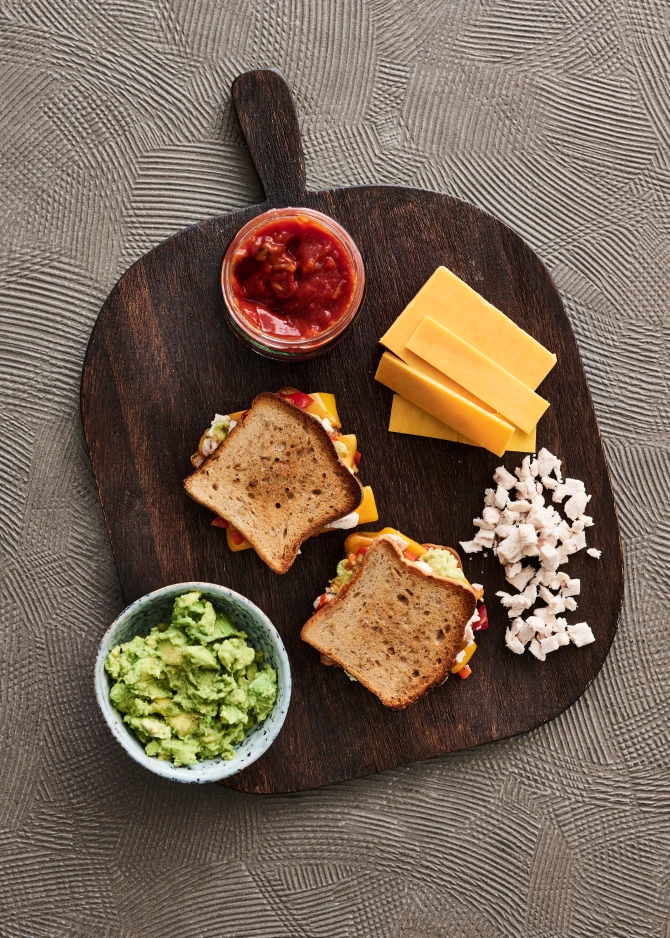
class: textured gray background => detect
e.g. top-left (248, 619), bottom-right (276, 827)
top-left (1, 1), bottom-right (668, 936)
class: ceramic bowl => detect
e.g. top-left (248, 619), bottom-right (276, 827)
top-left (94, 582), bottom-right (291, 783)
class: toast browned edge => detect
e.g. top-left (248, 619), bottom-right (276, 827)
top-left (184, 391), bottom-right (363, 574)
top-left (301, 535), bottom-right (477, 708)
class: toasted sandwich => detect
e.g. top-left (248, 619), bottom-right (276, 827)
top-left (188, 389), bottom-right (377, 554)
top-left (184, 390), bottom-right (377, 574)
top-left (301, 530), bottom-right (488, 708)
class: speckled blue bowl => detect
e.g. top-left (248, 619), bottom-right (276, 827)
top-left (94, 582), bottom-right (291, 783)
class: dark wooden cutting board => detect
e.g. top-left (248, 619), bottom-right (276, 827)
top-left (81, 69), bottom-right (623, 793)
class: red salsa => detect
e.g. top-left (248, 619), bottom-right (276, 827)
top-left (231, 214), bottom-right (356, 339)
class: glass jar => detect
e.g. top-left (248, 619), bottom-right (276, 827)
top-left (221, 207), bottom-right (365, 360)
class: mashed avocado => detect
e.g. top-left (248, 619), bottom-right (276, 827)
top-left (334, 439), bottom-right (349, 460)
top-left (105, 591), bottom-right (277, 766)
top-left (332, 558), bottom-right (355, 590)
top-left (209, 413), bottom-right (232, 443)
top-left (422, 548), bottom-right (466, 581)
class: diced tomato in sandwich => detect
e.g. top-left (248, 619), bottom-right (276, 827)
top-left (229, 528), bottom-right (246, 546)
top-left (211, 517), bottom-right (228, 528)
top-left (280, 390), bottom-right (314, 410)
top-left (354, 451), bottom-right (361, 467)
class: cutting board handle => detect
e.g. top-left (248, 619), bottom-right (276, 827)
top-left (232, 68), bottom-right (307, 207)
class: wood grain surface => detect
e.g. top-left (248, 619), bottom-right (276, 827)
top-left (80, 69), bottom-right (623, 793)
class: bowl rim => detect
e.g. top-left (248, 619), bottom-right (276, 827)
top-left (94, 581), bottom-right (291, 783)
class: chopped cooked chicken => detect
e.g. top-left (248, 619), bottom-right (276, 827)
top-left (460, 449), bottom-right (599, 662)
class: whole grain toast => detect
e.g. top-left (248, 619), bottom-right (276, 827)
top-left (301, 535), bottom-right (477, 708)
top-left (184, 392), bottom-right (363, 573)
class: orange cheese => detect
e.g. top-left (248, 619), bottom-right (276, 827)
top-left (375, 352), bottom-right (514, 457)
top-left (406, 316), bottom-right (549, 433)
top-left (389, 394), bottom-right (457, 442)
top-left (380, 266), bottom-right (556, 390)
top-left (322, 485), bottom-right (378, 530)
top-left (389, 395), bottom-right (536, 452)
top-left (459, 426), bottom-right (536, 453)
top-left (336, 433), bottom-right (357, 469)
top-left (356, 485), bottom-right (378, 525)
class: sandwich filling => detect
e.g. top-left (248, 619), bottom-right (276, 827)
top-left (314, 529), bottom-right (487, 679)
top-left (198, 413), bottom-right (238, 459)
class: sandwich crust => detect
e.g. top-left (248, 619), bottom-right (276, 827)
top-left (301, 536), bottom-right (477, 708)
top-left (184, 392), bottom-right (363, 573)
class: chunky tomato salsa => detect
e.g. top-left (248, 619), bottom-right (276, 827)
top-left (231, 214), bottom-right (357, 339)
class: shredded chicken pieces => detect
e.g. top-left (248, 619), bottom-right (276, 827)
top-left (460, 449), bottom-right (601, 661)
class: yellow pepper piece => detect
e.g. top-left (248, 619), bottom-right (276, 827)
top-left (343, 528), bottom-right (427, 559)
top-left (306, 392), bottom-right (341, 428)
top-left (451, 640), bottom-right (477, 674)
top-left (342, 532), bottom-right (378, 555)
top-left (378, 527), bottom-right (427, 559)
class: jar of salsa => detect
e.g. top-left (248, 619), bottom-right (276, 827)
top-left (221, 207), bottom-right (365, 359)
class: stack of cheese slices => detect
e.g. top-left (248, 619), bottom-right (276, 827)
top-left (375, 267), bottom-right (557, 457)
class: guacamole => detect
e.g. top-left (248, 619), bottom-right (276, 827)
top-left (105, 591), bottom-right (277, 766)
top-left (422, 548), bottom-right (466, 581)
top-left (331, 558), bottom-right (355, 591)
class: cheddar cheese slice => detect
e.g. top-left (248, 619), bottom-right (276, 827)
top-left (406, 316), bottom-right (549, 434)
top-left (356, 485), bottom-right (378, 525)
top-left (375, 352), bottom-right (514, 457)
top-left (306, 392), bottom-right (341, 427)
top-left (389, 395), bottom-right (536, 452)
top-left (336, 433), bottom-right (358, 469)
top-left (380, 266), bottom-right (556, 390)
top-left (389, 394), bottom-right (457, 442)
top-left (322, 485), bottom-right (378, 529)
top-left (457, 426), bottom-right (536, 453)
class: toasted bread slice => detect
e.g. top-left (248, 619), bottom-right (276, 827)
top-left (184, 392), bottom-right (363, 573)
top-left (301, 536), bottom-right (476, 708)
